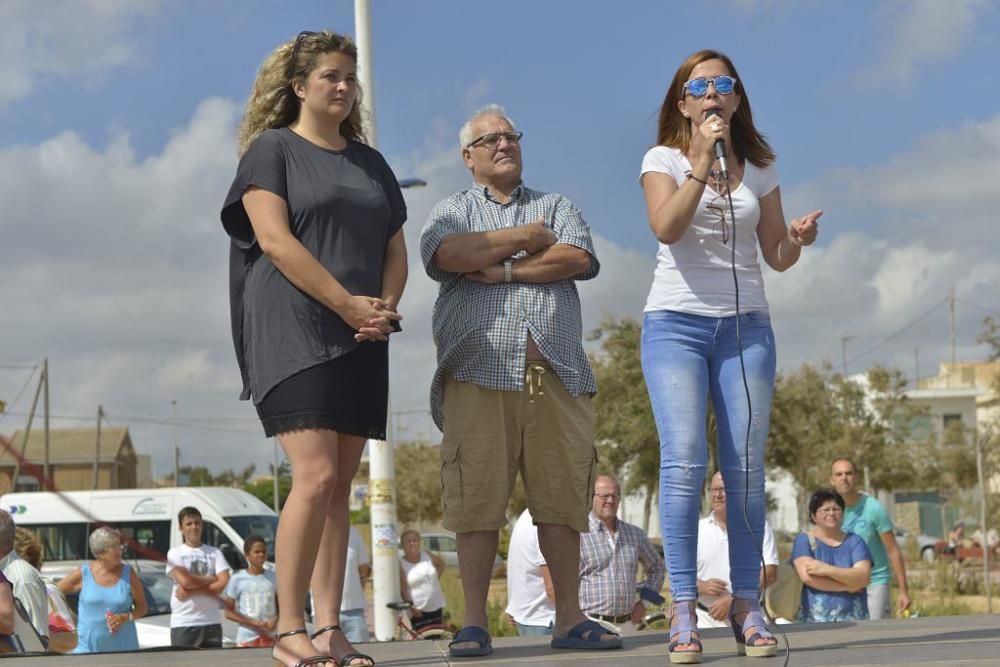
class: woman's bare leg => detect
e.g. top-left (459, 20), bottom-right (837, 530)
top-left (273, 428), bottom-right (338, 667)
top-left (309, 433), bottom-right (371, 664)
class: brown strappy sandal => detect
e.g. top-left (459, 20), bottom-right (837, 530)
top-left (311, 624), bottom-right (376, 666)
top-left (272, 628), bottom-right (332, 667)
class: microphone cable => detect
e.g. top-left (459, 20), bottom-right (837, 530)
top-left (719, 168), bottom-right (791, 666)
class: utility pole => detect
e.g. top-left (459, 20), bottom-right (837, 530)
top-left (948, 288), bottom-right (956, 387)
top-left (840, 335), bottom-right (857, 377)
top-left (914, 348), bottom-right (920, 388)
top-left (172, 400), bottom-right (179, 487)
top-left (92, 405), bottom-right (104, 490)
top-left (974, 430), bottom-right (992, 613)
top-left (12, 365), bottom-right (45, 489)
top-left (355, 0), bottom-right (400, 641)
top-left (42, 358), bottom-right (50, 487)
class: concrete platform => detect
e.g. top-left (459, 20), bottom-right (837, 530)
top-left (2, 614), bottom-right (997, 665)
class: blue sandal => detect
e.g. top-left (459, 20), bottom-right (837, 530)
top-left (729, 597), bottom-right (777, 658)
top-left (550, 619), bottom-right (622, 650)
top-left (668, 601), bottom-right (702, 664)
top-left (448, 625), bottom-right (492, 657)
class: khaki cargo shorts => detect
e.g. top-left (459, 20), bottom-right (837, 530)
top-left (439, 362), bottom-right (597, 534)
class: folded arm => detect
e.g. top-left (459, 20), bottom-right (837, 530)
top-left (794, 556), bottom-right (870, 592)
top-left (433, 219), bottom-right (556, 274)
top-left (170, 566), bottom-right (216, 590)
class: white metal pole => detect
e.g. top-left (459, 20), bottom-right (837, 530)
top-left (272, 438), bottom-right (281, 514)
top-left (355, 0), bottom-right (378, 147)
top-left (368, 434), bottom-right (401, 641)
top-left (354, 0), bottom-right (399, 641)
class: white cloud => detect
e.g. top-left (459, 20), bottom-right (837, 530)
top-left (0, 0), bottom-right (163, 107)
top-left (769, 113), bottom-right (1000, 376)
top-left (860, 0), bottom-right (989, 86)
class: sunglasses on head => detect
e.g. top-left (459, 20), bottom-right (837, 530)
top-left (289, 30), bottom-right (319, 79)
top-left (683, 75), bottom-right (737, 97)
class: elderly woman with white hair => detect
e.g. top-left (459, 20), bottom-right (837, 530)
top-left (57, 527), bottom-right (147, 653)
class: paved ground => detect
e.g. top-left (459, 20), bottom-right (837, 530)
top-left (3, 614), bottom-right (998, 665)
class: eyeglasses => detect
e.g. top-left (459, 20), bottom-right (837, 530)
top-left (816, 507), bottom-right (844, 516)
top-left (466, 131), bottom-right (523, 150)
top-left (710, 487), bottom-right (726, 497)
top-left (683, 75), bottom-right (738, 97)
top-left (593, 493), bottom-right (620, 502)
top-left (705, 172), bottom-right (731, 244)
top-left (289, 30), bottom-right (319, 80)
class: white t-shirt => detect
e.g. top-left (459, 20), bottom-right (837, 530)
top-left (341, 527), bottom-right (370, 611)
top-left (696, 513), bottom-right (778, 608)
top-left (505, 509), bottom-right (555, 626)
top-left (166, 543), bottom-right (231, 627)
top-left (640, 145), bottom-right (779, 316)
top-left (400, 552), bottom-right (445, 612)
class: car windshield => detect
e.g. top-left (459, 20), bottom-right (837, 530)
top-left (139, 572), bottom-right (174, 616)
top-left (225, 515), bottom-right (278, 561)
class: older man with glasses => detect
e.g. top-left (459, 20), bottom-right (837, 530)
top-left (579, 475), bottom-right (664, 633)
top-left (696, 471), bottom-right (778, 628)
top-left (420, 103), bottom-right (617, 658)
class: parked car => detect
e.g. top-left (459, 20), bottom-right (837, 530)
top-left (401, 532), bottom-right (504, 576)
top-left (894, 527), bottom-right (940, 562)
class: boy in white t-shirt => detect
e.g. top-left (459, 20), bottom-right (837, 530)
top-left (166, 506), bottom-right (231, 648)
top-left (223, 534), bottom-right (277, 647)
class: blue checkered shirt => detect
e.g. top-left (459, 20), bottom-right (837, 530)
top-left (579, 514), bottom-right (665, 616)
top-left (420, 182), bottom-right (600, 429)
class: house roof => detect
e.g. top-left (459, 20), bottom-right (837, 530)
top-left (0, 427), bottom-right (134, 466)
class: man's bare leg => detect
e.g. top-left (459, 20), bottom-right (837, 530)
top-left (450, 530), bottom-right (499, 651)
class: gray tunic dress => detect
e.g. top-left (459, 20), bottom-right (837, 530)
top-left (221, 128), bottom-right (405, 435)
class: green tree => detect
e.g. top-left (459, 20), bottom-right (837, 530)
top-left (978, 315), bottom-right (1000, 362)
top-left (244, 476), bottom-right (292, 511)
top-left (394, 441), bottom-right (443, 525)
top-left (767, 363), bottom-right (845, 527)
top-left (589, 316), bottom-right (660, 532)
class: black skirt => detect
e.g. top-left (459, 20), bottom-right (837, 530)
top-left (256, 342), bottom-right (388, 439)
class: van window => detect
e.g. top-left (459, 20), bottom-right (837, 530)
top-left (225, 515), bottom-right (279, 561)
top-left (31, 524), bottom-right (89, 562)
top-left (203, 521), bottom-right (247, 571)
top-left (110, 521), bottom-right (171, 561)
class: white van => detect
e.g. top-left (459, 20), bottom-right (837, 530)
top-left (1, 487), bottom-right (278, 572)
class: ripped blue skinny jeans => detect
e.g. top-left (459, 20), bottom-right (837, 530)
top-left (641, 309), bottom-right (776, 602)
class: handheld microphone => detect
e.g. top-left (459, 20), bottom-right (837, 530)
top-left (705, 109), bottom-right (728, 178)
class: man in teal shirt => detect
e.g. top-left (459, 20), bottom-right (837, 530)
top-left (830, 458), bottom-right (911, 619)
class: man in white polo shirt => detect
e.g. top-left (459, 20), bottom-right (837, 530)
top-left (505, 509), bottom-right (555, 635)
top-left (696, 472), bottom-right (778, 628)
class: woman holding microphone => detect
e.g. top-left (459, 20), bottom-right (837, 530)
top-left (639, 49), bottom-right (821, 664)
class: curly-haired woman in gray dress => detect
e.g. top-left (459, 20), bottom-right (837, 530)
top-left (222, 30), bottom-right (408, 667)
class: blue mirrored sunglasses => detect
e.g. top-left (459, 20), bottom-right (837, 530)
top-left (683, 75), bottom-right (737, 97)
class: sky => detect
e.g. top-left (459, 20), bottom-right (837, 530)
top-left (2, 0), bottom-right (999, 480)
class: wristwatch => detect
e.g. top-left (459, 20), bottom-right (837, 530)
top-left (503, 259), bottom-right (514, 283)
